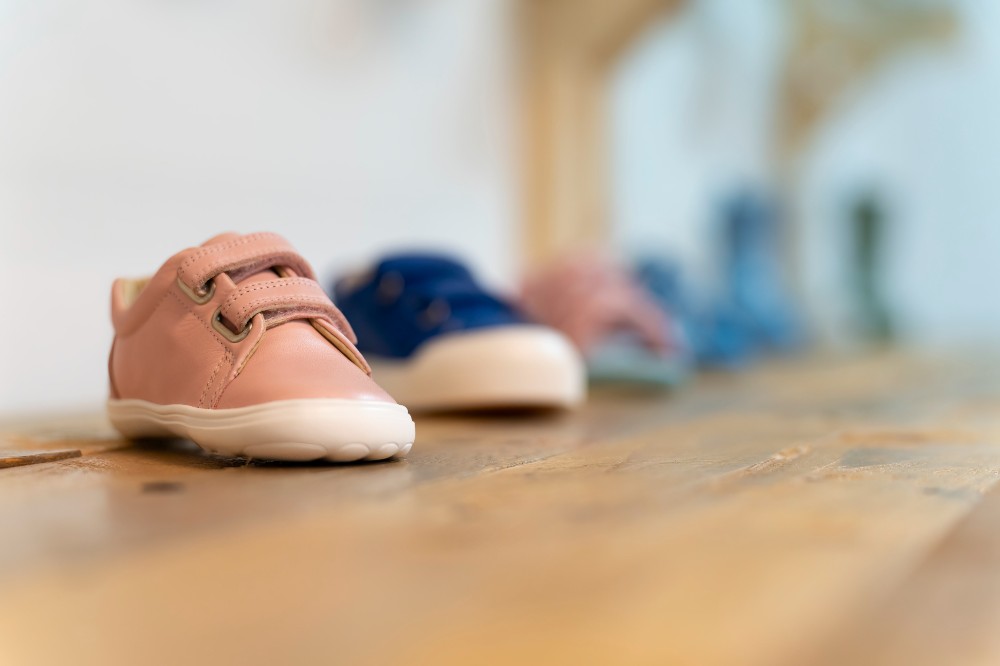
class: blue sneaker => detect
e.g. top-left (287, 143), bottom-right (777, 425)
top-left (333, 254), bottom-right (585, 411)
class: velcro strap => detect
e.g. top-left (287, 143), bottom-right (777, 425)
top-left (219, 278), bottom-right (356, 341)
top-left (178, 233), bottom-right (316, 292)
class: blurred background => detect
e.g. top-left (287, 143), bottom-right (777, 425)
top-left (1, 0), bottom-right (997, 415)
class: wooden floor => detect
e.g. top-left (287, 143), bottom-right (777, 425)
top-left (3, 351), bottom-right (1000, 665)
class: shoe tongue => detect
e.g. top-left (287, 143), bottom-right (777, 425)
top-left (198, 233), bottom-right (328, 342)
top-left (199, 232), bottom-right (280, 286)
top-left (235, 267), bottom-right (281, 287)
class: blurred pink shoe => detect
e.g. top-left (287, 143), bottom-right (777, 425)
top-left (521, 252), bottom-right (690, 386)
top-left (107, 232), bottom-right (415, 462)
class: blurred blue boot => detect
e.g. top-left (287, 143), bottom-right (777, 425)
top-left (719, 191), bottom-right (803, 353)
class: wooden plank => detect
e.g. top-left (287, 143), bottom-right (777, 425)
top-left (797, 481), bottom-right (1000, 666)
top-left (0, 449), bottom-right (81, 469)
top-left (0, 391), bottom-right (678, 574)
top-left (0, 352), bottom-right (998, 666)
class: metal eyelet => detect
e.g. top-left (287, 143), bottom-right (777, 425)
top-left (177, 276), bottom-right (216, 305)
top-left (212, 307), bottom-right (253, 343)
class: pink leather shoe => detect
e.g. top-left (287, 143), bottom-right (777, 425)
top-left (107, 232), bottom-right (415, 462)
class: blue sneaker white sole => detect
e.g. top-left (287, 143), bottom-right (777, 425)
top-left (368, 326), bottom-right (586, 412)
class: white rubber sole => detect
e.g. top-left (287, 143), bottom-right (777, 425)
top-left (369, 325), bottom-right (586, 412)
top-left (107, 398), bottom-right (415, 462)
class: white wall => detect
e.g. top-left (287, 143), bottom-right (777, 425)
top-left (0, 0), bottom-right (518, 415)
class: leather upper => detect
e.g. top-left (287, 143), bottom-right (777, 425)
top-left (109, 233), bottom-right (396, 409)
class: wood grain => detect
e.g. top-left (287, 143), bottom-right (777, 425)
top-left (0, 449), bottom-right (81, 469)
top-left (1, 351), bottom-right (999, 665)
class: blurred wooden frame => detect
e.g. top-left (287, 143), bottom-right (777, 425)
top-left (516, 0), bottom-right (954, 268)
top-left (517, 0), bottom-right (684, 265)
